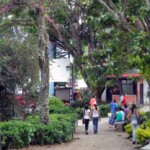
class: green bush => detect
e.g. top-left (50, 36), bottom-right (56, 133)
top-left (48, 96), bottom-right (64, 109)
top-left (74, 107), bottom-right (83, 119)
top-left (69, 100), bottom-right (90, 108)
top-left (99, 105), bottom-right (110, 117)
top-left (0, 114), bottom-right (77, 149)
top-left (125, 123), bottom-right (132, 137)
top-left (136, 120), bottom-right (150, 145)
top-left (0, 121), bottom-right (35, 149)
top-left (48, 96), bottom-right (72, 114)
top-left (144, 111), bottom-right (150, 120)
top-left (136, 127), bottom-right (150, 145)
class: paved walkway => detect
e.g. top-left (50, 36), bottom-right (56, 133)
top-left (20, 118), bottom-right (141, 150)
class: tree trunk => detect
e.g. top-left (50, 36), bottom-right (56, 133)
top-left (37, 5), bottom-right (50, 125)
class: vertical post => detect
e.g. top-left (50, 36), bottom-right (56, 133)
top-left (136, 80), bottom-right (138, 106)
top-left (147, 89), bottom-right (150, 111)
top-left (72, 63), bottom-right (74, 102)
top-left (0, 127), bottom-right (1, 150)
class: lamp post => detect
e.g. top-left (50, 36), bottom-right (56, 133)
top-left (66, 63), bottom-right (74, 102)
top-left (71, 63), bottom-right (74, 102)
top-left (147, 89), bottom-right (150, 111)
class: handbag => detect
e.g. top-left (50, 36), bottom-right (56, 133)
top-left (136, 114), bottom-right (144, 125)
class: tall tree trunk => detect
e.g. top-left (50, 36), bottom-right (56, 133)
top-left (37, 4), bottom-right (50, 124)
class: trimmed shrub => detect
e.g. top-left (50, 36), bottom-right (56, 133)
top-left (136, 128), bottom-right (150, 145)
top-left (0, 114), bottom-right (77, 149)
top-left (0, 121), bottom-right (35, 149)
top-left (99, 105), bottom-right (110, 117)
top-left (125, 123), bottom-right (132, 137)
top-left (136, 120), bottom-right (150, 145)
top-left (69, 100), bottom-right (90, 108)
top-left (48, 96), bottom-right (73, 114)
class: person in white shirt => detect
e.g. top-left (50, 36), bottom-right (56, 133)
top-left (91, 103), bottom-right (100, 134)
top-left (83, 105), bottom-right (91, 135)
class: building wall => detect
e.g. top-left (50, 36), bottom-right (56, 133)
top-left (143, 79), bottom-right (149, 104)
top-left (137, 79), bottom-right (143, 105)
top-left (101, 79), bottom-right (149, 105)
top-left (112, 95), bottom-right (136, 105)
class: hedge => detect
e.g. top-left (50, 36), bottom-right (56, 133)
top-left (0, 114), bottom-right (77, 149)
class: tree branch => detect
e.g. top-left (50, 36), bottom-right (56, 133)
top-left (122, 0), bottom-right (128, 17)
top-left (97, 0), bottom-right (131, 31)
top-left (97, 0), bottom-right (119, 19)
top-left (146, 0), bottom-right (150, 6)
top-left (140, 18), bottom-right (149, 31)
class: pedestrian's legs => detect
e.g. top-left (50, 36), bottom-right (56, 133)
top-left (93, 117), bottom-right (99, 134)
top-left (132, 122), bottom-right (138, 143)
top-left (110, 113), bottom-right (115, 126)
top-left (85, 119), bottom-right (90, 134)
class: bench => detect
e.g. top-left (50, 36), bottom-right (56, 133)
top-left (114, 121), bottom-right (126, 132)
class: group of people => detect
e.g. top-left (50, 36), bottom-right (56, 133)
top-left (109, 100), bottom-right (129, 127)
top-left (83, 96), bottom-right (100, 135)
top-left (82, 94), bottom-right (140, 144)
top-left (109, 94), bottom-right (140, 144)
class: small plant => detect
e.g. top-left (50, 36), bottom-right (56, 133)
top-left (125, 123), bottom-right (132, 137)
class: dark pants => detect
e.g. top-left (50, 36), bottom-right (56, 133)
top-left (93, 117), bottom-right (99, 133)
top-left (84, 119), bottom-right (90, 132)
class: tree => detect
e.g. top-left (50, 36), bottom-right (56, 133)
top-left (0, 0), bottom-right (50, 123)
top-left (48, 0), bottom-right (150, 99)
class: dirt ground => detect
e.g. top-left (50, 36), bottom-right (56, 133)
top-left (16, 118), bottom-right (142, 150)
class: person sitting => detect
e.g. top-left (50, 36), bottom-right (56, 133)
top-left (120, 107), bottom-right (125, 122)
top-left (114, 107), bottom-right (124, 129)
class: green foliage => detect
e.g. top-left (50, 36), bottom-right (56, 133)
top-left (0, 121), bottom-right (35, 149)
top-left (99, 105), bottom-right (110, 117)
top-left (145, 112), bottom-right (150, 120)
top-left (69, 100), bottom-right (89, 108)
top-left (0, 114), bottom-right (77, 149)
top-left (48, 96), bottom-right (73, 114)
top-left (125, 123), bottom-right (132, 137)
top-left (136, 120), bottom-right (150, 144)
top-left (73, 107), bottom-right (83, 119)
top-left (48, 96), bottom-right (64, 108)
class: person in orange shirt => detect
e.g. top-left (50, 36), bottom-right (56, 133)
top-left (90, 96), bottom-right (97, 109)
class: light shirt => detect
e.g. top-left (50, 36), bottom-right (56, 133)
top-left (121, 111), bottom-right (125, 121)
top-left (84, 109), bottom-right (90, 119)
top-left (92, 108), bottom-right (99, 118)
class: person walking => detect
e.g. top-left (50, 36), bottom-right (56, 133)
top-left (83, 105), bottom-right (91, 135)
top-left (91, 103), bottom-right (100, 134)
top-left (127, 104), bottom-right (139, 144)
top-left (109, 100), bottom-right (118, 127)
